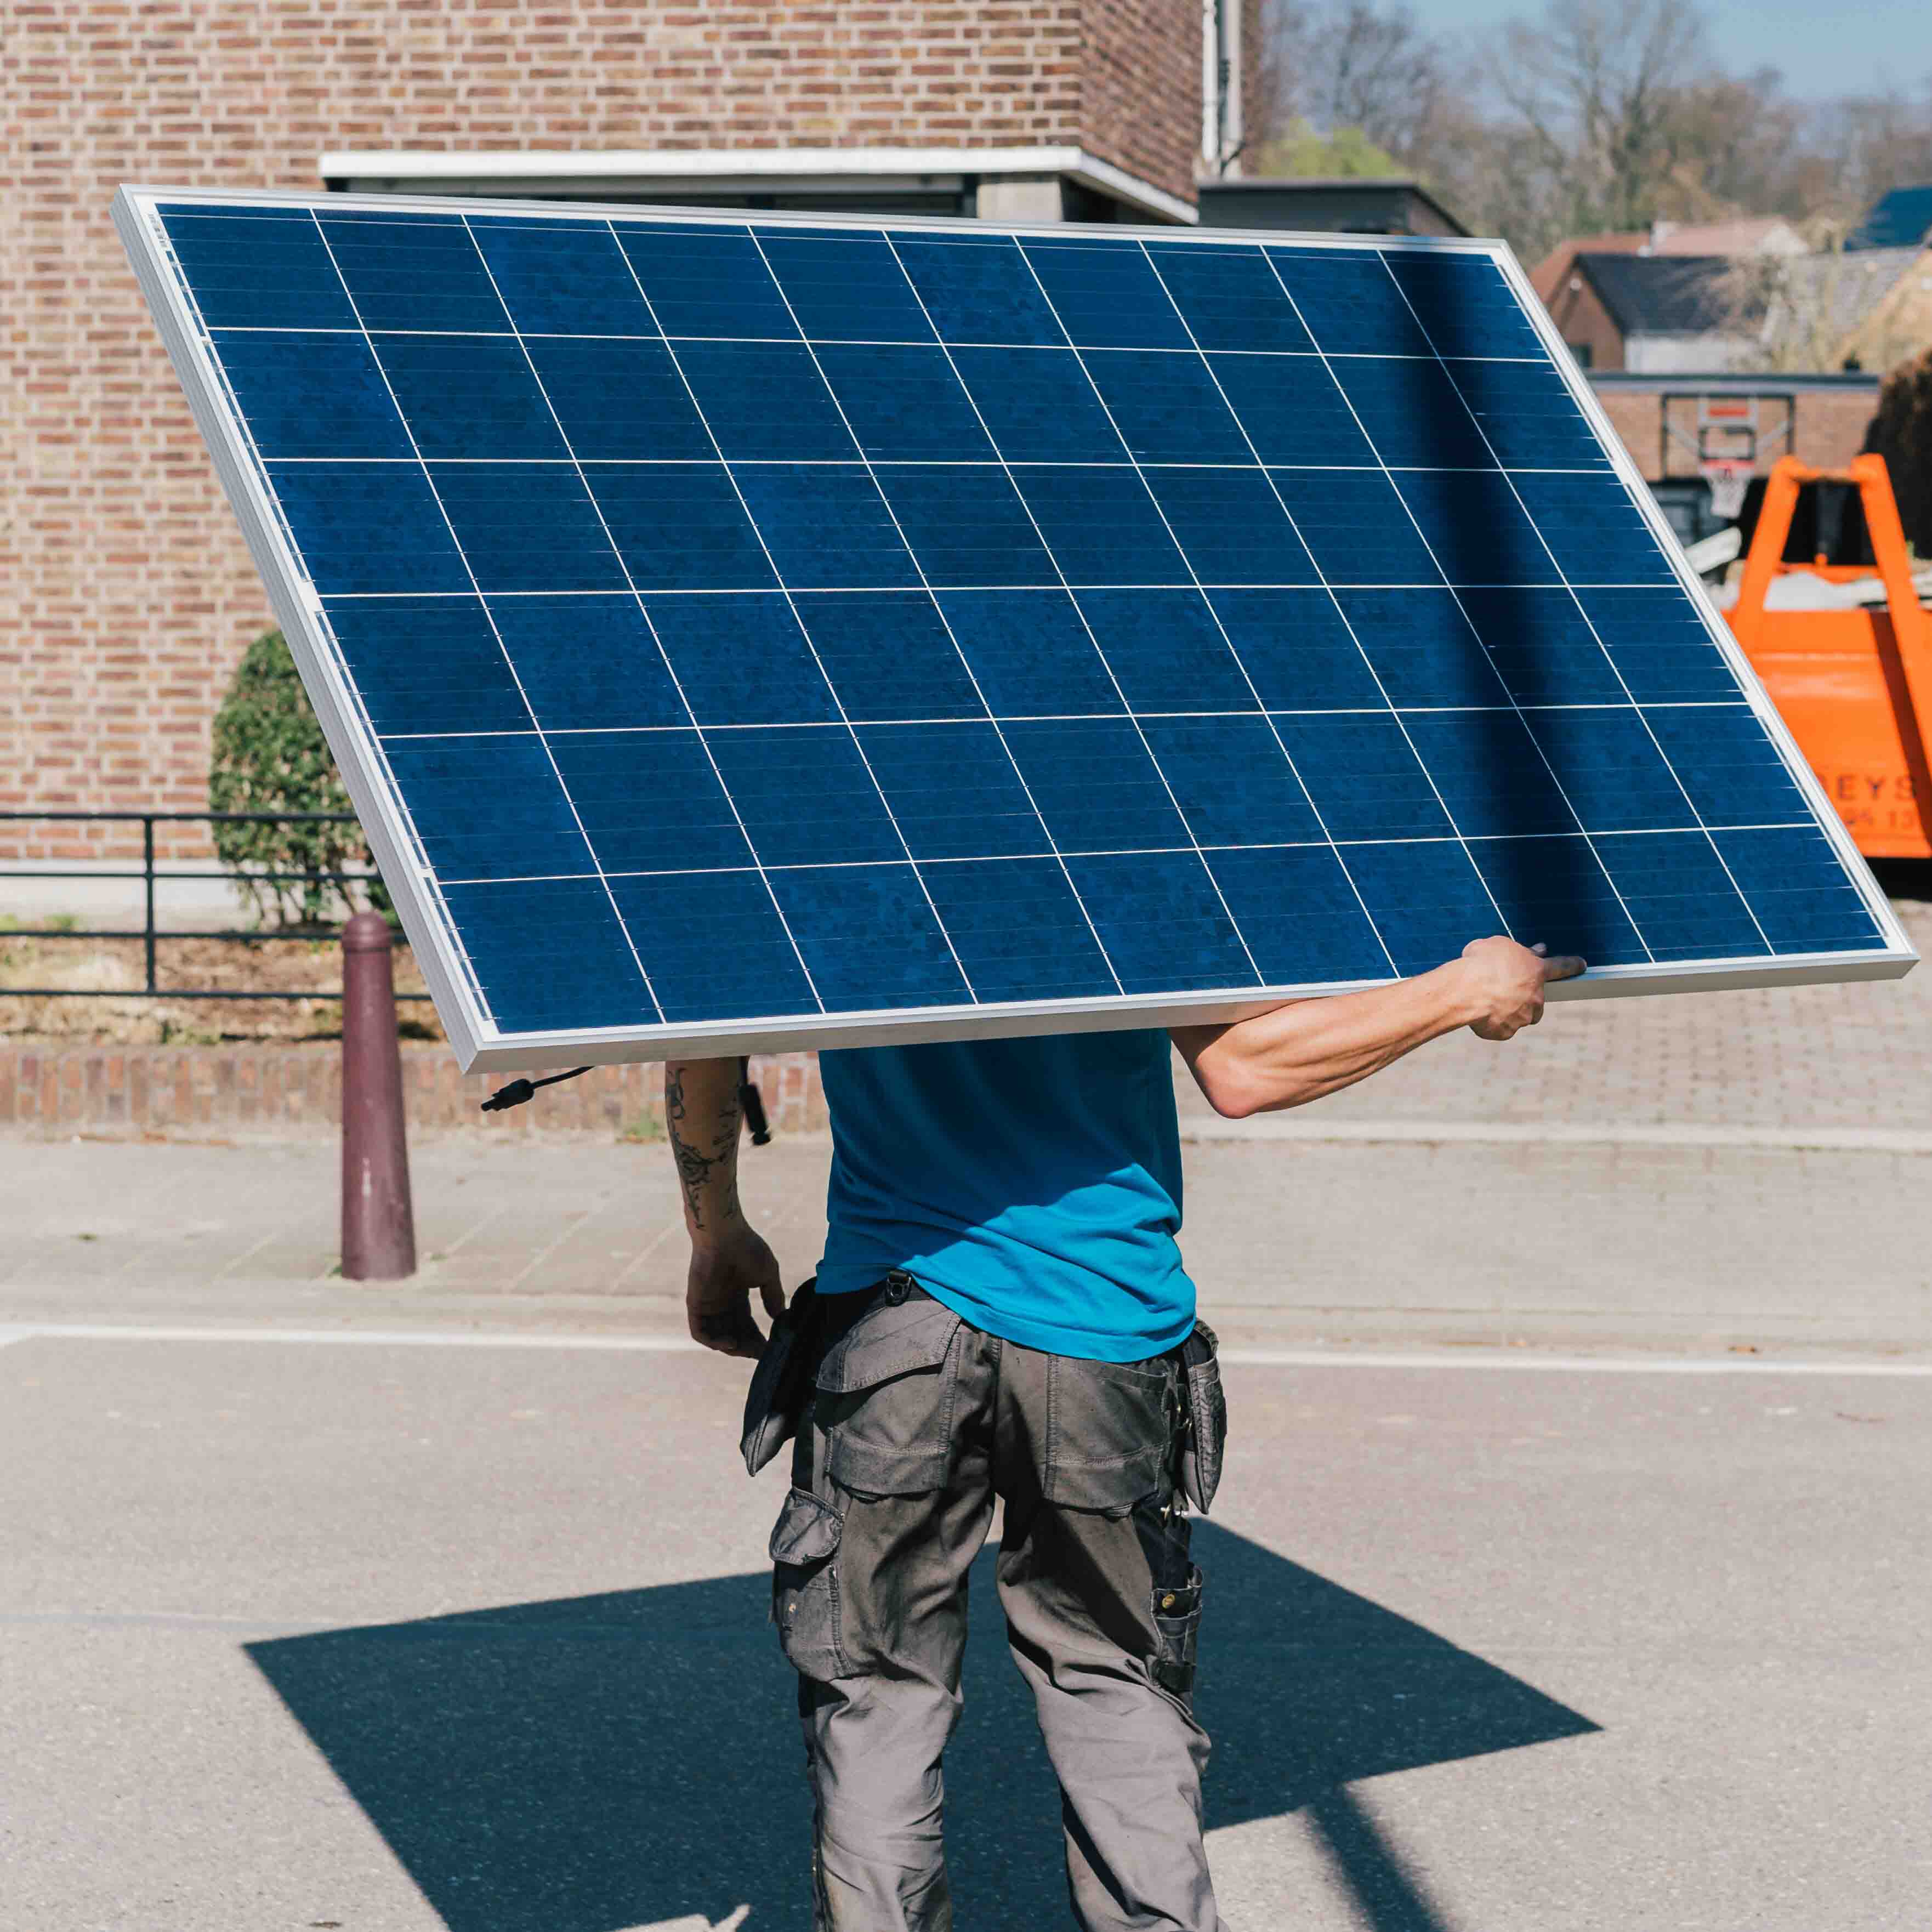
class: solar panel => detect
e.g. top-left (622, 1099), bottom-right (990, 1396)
top-left (115, 187), bottom-right (1913, 1070)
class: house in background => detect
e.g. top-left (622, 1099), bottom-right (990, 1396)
top-left (1531, 217), bottom-right (1805, 310)
top-left (1648, 217), bottom-right (1809, 258)
top-left (1766, 246), bottom-right (1932, 372)
top-left (1540, 253), bottom-right (1746, 372)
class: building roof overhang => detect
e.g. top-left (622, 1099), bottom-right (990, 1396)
top-left (317, 144), bottom-right (1198, 226)
top-left (1196, 174), bottom-right (1468, 236)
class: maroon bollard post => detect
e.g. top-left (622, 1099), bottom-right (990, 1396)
top-left (340, 910), bottom-right (418, 1280)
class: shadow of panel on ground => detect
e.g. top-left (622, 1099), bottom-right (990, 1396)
top-left (247, 1521), bottom-right (1596, 1932)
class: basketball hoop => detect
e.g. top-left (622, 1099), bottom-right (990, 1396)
top-left (1700, 458), bottom-right (1753, 522)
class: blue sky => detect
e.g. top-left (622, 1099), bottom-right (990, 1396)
top-left (1424, 0), bottom-right (1932, 100)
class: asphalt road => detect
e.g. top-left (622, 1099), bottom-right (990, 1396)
top-left (3, 1325), bottom-right (1928, 1931)
top-left (6, 892), bottom-right (1931, 1927)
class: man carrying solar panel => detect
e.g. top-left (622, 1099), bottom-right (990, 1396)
top-left (668, 933), bottom-right (1578, 1932)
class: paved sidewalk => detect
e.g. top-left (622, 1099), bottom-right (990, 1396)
top-left (5, 1125), bottom-right (1929, 1357)
top-left (5, 892), bottom-right (1928, 1356)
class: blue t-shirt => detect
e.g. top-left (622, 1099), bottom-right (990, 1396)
top-left (815, 1030), bottom-right (1195, 1363)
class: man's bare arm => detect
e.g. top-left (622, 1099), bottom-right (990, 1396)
top-left (1172, 936), bottom-right (1584, 1120)
top-left (666, 1057), bottom-right (783, 1357)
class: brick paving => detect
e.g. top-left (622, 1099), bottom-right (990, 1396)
top-left (1178, 897), bottom-right (1932, 1135)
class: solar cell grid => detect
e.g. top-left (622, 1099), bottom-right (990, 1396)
top-left (118, 189), bottom-right (1907, 1066)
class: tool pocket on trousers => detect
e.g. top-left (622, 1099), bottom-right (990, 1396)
top-left (771, 1486), bottom-right (846, 1680)
top-left (814, 1283), bottom-right (964, 1496)
top-left (1043, 1353), bottom-right (1174, 1512)
top-left (1177, 1319), bottom-right (1228, 1516)
top-left (742, 1279), bottom-right (819, 1478)
top-left (1150, 1563), bottom-right (1204, 1704)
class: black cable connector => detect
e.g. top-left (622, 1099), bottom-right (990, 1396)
top-left (740, 1064), bottom-right (771, 1145)
top-left (480, 1065), bottom-right (593, 1113)
top-left (480, 1058), bottom-right (775, 1149)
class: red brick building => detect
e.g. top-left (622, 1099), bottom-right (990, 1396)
top-left (2, 2), bottom-right (1260, 858)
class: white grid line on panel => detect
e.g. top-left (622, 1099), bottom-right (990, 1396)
top-left (257, 454), bottom-right (1613, 476)
top-left (431, 821), bottom-right (1823, 888)
top-left (315, 579), bottom-right (1687, 599)
top-left (199, 310), bottom-right (1553, 362)
top-left (196, 203), bottom-right (1808, 997)
top-left (147, 212), bottom-right (502, 1028)
top-left (307, 211), bottom-right (672, 1026)
top-left (456, 214), bottom-right (832, 1016)
top-left (743, 231), bottom-right (1130, 999)
top-left (1485, 241), bottom-right (1903, 958)
top-left (1371, 252), bottom-right (1780, 959)
top-left (1008, 237), bottom-right (1406, 979)
top-left (1238, 245), bottom-right (1656, 964)
top-left (890, 228), bottom-right (1286, 990)
top-left (1058, 242), bottom-right (1549, 953)
top-left (603, 218), bottom-right (984, 1009)
top-left (147, 212), bottom-right (505, 1038)
top-left (1160, 243), bottom-right (1593, 970)
top-left (1153, 245), bottom-right (1524, 947)
top-left (370, 696), bottom-right (1760, 741)
top-left (150, 198), bottom-right (1482, 259)
top-left (138, 190), bottom-right (1910, 1062)
top-left (1003, 241), bottom-right (1310, 986)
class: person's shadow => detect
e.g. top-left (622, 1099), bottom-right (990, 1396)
top-left (247, 1521), bottom-right (1595, 1931)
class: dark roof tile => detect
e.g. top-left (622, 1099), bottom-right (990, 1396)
top-left (1576, 253), bottom-right (1737, 336)
top-left (1848, 185), bottom-right (1932, 252)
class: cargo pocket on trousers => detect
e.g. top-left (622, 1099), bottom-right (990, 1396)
top-left (1150, 1565), bottom-right (1205, 1706)
top-left (771, 1486), bottom-right (846, 1681)
top-left (815, 1284), bottom-right (964, 1496)
top-left (1043, 1354), bottom-right (1175, 1512)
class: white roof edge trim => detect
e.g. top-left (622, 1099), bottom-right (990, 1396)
top-left (315, 144), bottom-right (1200, 226)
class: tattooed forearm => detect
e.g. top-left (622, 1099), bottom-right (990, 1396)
top-left (665, 1061), bottom-right (743, 1233)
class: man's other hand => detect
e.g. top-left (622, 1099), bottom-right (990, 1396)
top-left (1458, 936), bottom-right (1587, 1041)
top-left (687, 1226), bottom-right (785, 1358)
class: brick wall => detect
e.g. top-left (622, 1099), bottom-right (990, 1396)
top-left (1595, 390), bottom-right (1660, 477)
top-left (0, 1040), bottom-right (827, 1139)
top-left (1596, 387), bottom-right (1879, 482)
top-left (1085, 0), bottom-right (1197, 207)
top-left (1240, 0), bottom-right (1265, 167)
top-left (1543, 273), bottom-right (1624, 372)
top-left (0, 2), bottom-right (1198, 864)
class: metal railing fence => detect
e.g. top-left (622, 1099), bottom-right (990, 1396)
top-left (0, 811), bottom-right (431, 1001)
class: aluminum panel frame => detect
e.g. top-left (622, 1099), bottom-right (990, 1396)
top-left (115, 185), bottom-right (1916, 1072)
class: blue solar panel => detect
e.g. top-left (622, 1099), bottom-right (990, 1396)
top-left (116, 189), bottom-right (1911, 1067)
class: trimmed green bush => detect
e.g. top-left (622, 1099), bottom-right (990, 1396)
top-left (207, 630), bottom-right (390, 928)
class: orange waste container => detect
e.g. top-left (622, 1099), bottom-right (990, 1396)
top-left (1724, 454), bottom-right (1932, 859)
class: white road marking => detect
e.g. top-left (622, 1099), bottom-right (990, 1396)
top-left (1216, 1347), bottom-right (1932, 1377)
top-left (1181, 1118), bottom-right (1932, 1155)
top-left (1, 1322), bottom-right (1929, 1376)
top-left (2, 1322), bottom-right (704, 1353)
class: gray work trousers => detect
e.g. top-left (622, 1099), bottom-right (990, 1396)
top-left (768, 1273), bottom-right (1229, 1932)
